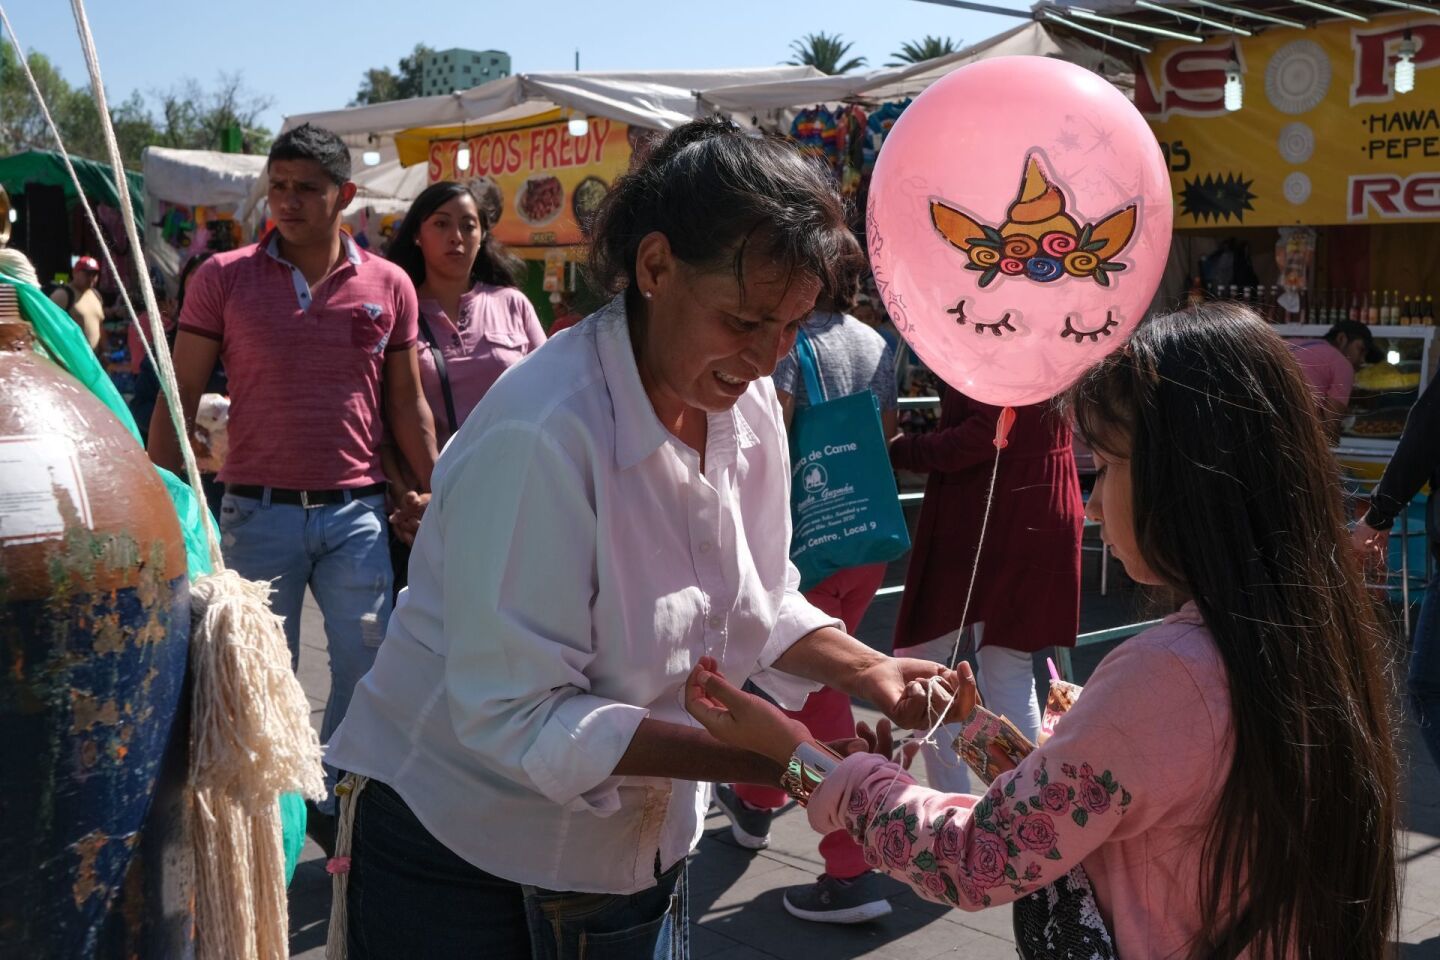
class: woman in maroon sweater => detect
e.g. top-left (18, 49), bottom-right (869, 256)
top-left (889, 386), bottom-right (1082, 792)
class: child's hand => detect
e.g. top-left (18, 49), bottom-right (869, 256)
top-left (855, 718), bottom-right (921, 769)
top-left (684, 657), bottom-right (810, 764)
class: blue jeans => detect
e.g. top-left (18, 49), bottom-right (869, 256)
top-left (1410, 568), bottom-right (1440, 771)
top-left (217, 490), bottom-right (391, 809)
top-left (347, 781), bottom-right (689, 960)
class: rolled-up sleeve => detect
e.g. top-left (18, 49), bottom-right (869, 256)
top-left (440, 422), bottom-right (647, 813)
top-left (748, 559), bottom-right (839, 709)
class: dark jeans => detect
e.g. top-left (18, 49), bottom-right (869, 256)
top-left (347, 780), bottom-right (689, 960)
top-left (1410, 569), bottom-right (1440, 771)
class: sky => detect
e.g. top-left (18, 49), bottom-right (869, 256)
top-left (5, 0), bottom-right (1027, 133)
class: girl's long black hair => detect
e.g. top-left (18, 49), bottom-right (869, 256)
top-left (1066, 303), bottom-right (1398, 959)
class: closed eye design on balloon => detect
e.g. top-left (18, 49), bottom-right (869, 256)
top-left (947, 299), bottom-right (1017, 337)
top-left (930, 152), bottom-right (1137, 289)
top-left (1061, 311), bottom-right (1120, 343)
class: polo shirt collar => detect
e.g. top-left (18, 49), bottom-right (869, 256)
top-left (261, 228), bottom-right (363, 267)
top-left (595, 295), bottom-right (762, 471)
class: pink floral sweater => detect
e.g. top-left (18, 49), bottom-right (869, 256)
top-left (809, 604), bottom-right (1233, 958)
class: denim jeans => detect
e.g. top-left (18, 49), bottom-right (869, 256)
top-left (347, 781), bottom-right (689, 960)
top-left (1410, 568), bottom-right (1440, 771)
top-left (217, 491), bottom-right (391, 809)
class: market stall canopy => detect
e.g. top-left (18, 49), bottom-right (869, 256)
top-left (701, 22), bottom-right (1120, 113)
top-left (278, 66), bottom-right (830, 142)
top-left (142, 147), bottom-right (266, 208)
top-left (1033, 1), bottom-right (1439, 51)
top-left (0, 149), bottom-right (144, 218)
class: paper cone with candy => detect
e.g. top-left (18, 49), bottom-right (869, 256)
top-left (930, 153), bottom-right (1136, 288)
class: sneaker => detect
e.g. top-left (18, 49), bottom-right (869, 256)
top-left (714, 783), bottom-right (774, 850)
top-left (782, 873), bottom-right (894, 924)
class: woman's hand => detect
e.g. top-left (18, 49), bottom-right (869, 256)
top-left (1351, 520), bottom-right (1389, 571)
top-left (388, 490), bottom-right (431, 545)
top-left (684, 658), bottom-right (810, 764)
top-left (853, 657), bottom-right (979, 731)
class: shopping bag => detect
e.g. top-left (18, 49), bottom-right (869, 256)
top-left (788, 329), bottom-right (910, 591)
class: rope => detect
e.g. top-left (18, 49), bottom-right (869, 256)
top-left (875, 412), bottom-right (1008, 815)
top-left (66, 0), bottom-right (221, 568)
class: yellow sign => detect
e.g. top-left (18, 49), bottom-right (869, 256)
top-left (1139, 13), bottom-right (1440, 227)
top-left (422, 117), bottom-right (633, 247)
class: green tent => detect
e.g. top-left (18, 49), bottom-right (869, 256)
top-left (0, 149), bottom-right (144, 219)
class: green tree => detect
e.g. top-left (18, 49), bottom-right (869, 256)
top-left (0, 43), bottom-right (273, 167)
top-left (353, 43), bottom-right (433, 105)
top-left (887, 35), bottom-right (962, 66)
top-left (786, 32), bottom-right (867, 76)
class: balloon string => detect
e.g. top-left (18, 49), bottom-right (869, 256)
top-left (874, 407), bottom-right (1010, 814)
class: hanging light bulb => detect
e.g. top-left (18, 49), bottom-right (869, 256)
top-left (1388, 349), bottom-right (1402, 366)
top-left (568, 114), bottom-right (590, 138)
top-left (1395, 31), bottom-right (1417, 95)
top-left (1224, 48), bottom-right (1243, 112)
top-left (456, 145), bottom-right (471, 172)
top-left (362, 150), bottom-right (381, 166)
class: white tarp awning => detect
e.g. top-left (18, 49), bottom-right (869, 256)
top-left (278, 66), bottom-right (830, 141)
top-left (701, 22), bottom-right (1127, 116)
top-left (142, 147), bottom-right (267, 207)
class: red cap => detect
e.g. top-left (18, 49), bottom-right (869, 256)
top-left (74, 256), bottom-right (100, 273)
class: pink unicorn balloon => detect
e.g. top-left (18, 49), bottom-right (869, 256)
top-left (867, 56), bottom-right (1173, 407)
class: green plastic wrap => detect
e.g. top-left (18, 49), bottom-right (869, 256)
top-left (3, 274), bottom-right (306, 884)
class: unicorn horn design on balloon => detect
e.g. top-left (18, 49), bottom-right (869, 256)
top-left (930, 152), bottom-right (1137, 288)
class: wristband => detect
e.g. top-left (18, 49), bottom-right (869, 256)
top-left (779, 740), bottom-right (844, 806)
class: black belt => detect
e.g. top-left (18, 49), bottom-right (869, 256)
top-left (225, 482), bottom-right (386, 508)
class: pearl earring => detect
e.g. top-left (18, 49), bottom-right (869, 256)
top-left (643, 290), bottom-right (654, 300)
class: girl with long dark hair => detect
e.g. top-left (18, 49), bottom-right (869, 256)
top-left (685, 303), bottom-right (1400, 958)
top-left (381, 181), bottom-right (544, 554)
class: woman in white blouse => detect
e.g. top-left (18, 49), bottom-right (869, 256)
top-left (326, 119), bottom-right (965, 959)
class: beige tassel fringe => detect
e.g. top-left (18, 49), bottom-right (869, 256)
top-left (189, 570), bottom-right (327, 960)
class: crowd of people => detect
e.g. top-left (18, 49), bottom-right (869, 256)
top-left (81, 117), bottom-right (1431, 958)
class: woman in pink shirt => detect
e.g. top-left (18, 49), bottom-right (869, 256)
top-left (686, 304), bottom-right (1400, 959)
top-left (383, 182), bottom-right (546, 557)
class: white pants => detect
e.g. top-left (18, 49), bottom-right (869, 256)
top-left (899, 624), bottom-right (1042, 795)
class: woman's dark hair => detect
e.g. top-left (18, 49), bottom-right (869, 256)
top-left (1065, 304), bottom-right (1398, 960)
top-left (268, 123), bottom-right (351, 185)
top-left (385, 181), bottom-right (525, 289)
top-left (175, 251), bottom-right (213, 322)
top-left (587, 118), bottom-right (861, 312)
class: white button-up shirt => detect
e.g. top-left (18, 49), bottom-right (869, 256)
top-left (327, 297), bottom-right (838, 894)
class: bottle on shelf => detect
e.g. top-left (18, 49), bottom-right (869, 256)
top-left (1424, 295), bottom-right (1436, 327)
top-left (1350, 293), bottom-right (1361, 323)
top-left (1388, 289), bottom-right (1401, 325)
top-left (1402, 295), bottom-right (1414, 326)
top-left (1367, 290), bottom-right (1379, 324)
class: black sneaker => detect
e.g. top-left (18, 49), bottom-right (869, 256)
top-left (714, 783), bottom-right (774, 850)
top-left (782, 873), bottom-right (894, 924)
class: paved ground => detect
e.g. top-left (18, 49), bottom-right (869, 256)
top-left (288, 552), bottom-right (1440, 958)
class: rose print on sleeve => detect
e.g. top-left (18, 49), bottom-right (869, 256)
top-left (842, 756), bottom-right (1133, 909)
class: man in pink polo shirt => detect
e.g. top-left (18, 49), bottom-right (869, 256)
top-left (1288, 320), bottom-right (1380, 441)
top-left (148, 124), bottom-right (438, 849)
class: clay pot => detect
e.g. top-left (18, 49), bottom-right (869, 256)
top-left (0, 310), bottom-right (193, 958)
